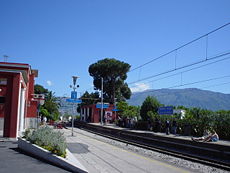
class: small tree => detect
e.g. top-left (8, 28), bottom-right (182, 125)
top-left (117, 101), bottom-right (139, 118)
top-left (35, 84), bottom-right (60, 121)
top-left (140, 96), bottom-right (160, 121)
top-left (40, 107), bottom-right (50, 119)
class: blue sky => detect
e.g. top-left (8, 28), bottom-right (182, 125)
top-left (0, 0), bottom-right (230, 97)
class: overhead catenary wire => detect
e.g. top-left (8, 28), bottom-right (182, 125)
top-left (129, 22), bottom-right (230, 72)
top-left (167, 75), bottom-right (230, 89)
top-left (82, 23), bottom-right (230, 97)
top-left (133, 74), bottom-right (230, 95)
top-left (128, 51), bottom-right (230, 85)
top-left (129, 55), bottom-right (230, 87)
top-left (203, 81), bottom-right (230, 89)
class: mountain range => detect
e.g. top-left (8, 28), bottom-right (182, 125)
top-left (127, 88), bottom-right (230, 111)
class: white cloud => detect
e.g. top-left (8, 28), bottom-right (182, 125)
top-left (46, 80), bottom-right (53, 86)
top-left (130, 83), bottom-right (151, 93)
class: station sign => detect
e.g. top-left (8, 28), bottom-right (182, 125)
top-left (96, 103), bottom-right (109, 109)
top-left (66, 98), bottom-right (82, 103)
top-left (71, 91), bottom-right (77, 100)
top-left (158, 106), bottom-right (173, 115)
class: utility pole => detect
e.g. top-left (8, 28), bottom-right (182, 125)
top-left (114, 98), bottom-right (117, 121)
top-left (101, 77), bottom-right (103, 125)
top-left (113, 77), bottom-right (118, 121)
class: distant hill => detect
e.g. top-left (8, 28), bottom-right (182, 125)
top-left (127, 88), bottom-right (230, 111)
top-left (56, 97), bottom-right (75, 115)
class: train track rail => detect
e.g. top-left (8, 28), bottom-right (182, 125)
top-left (74, 122), bottom-right (230, 171)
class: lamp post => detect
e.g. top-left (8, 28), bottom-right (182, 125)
top-left (70, 76), bottom-right (79, 136)
top-left (71, 76), bottom-right (79, 92)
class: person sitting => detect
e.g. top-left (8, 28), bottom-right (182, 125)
top-left (191, 129), bottom-right (219, 142)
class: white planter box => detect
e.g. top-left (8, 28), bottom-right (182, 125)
top-left (18, 138), bottom-right (88, 173)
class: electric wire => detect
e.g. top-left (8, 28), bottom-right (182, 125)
top-left (132, 75), bottom-right (230, 95)
top-left (128, 51), bottom-right (230, 85)
top-left (129, 22), bottom-right (230, 72)
top-left (202, 81), bottom-right (230, 90)
top-left (167, 75), bottom-right (230, 89)
top-left (129, 55), bottom-right (230, 87)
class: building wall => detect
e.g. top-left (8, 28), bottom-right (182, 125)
top-left (24, 73), bottom-right (37, 129)
top-left (4, 73), bottom-right (21, 138)
top-left (81, 104), bottom-right (117, 123)
top-left (25, 118), bottom-right (37, 129)
top-left (0, 73), bottom-right (15, 137)
top-left (0, 77), bottom-right (8, 119)
top-left (0, 62), bottom-right (38, 138)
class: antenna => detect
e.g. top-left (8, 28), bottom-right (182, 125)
top-left (3, 55), bottom-right (9, 62)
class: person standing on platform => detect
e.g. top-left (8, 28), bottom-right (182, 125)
top-left (165, 120), bottom-right (170, 135)
top-left (172, 119), bottom-right (177, 135)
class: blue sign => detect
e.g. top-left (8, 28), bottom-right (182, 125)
top-left (96, 104), bottom-right (109, 109)
top-left (158, 106), bottom-right (173, 115)
top-left (71, 91), bottom-right (77, 100)
top-left (66, 98), bottom-right (82, 103)
top-left (112, 109), bottom-right (120, 111)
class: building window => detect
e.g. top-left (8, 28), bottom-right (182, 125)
top-left (0, 97), bottom-right (5, 104)
top-left (0, 78), bottom-right (7, 85)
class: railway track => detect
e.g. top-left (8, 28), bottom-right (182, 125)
top-left (74, 121), bottom-right (230, 171)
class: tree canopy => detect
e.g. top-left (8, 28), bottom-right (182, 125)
top-left (34, 84), bottom-right (49, 94)
top-left (140, 96), bottom-right (161, 121)
top-left (34, 84), bottom-right (59, 121)
top-left (117, 101), bottom-right (140, 118)
top-left (88, 58), bottom-right (131, 103)
top-left (80, 91), bottom-right (100, 105)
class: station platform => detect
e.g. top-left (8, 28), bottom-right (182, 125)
top-left (88, 123), bottom-right (230, 147)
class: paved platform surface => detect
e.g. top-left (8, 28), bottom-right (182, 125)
top-left (0, 140), bottom-right (70, 173)
top-left (89, 123), bottom-right (230, 146)
top-left (62, 128), bottom-right (195, 173)
top-left (0, 130), bottom-right (3, 138)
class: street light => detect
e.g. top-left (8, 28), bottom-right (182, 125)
top-left (70, 76), bottom-right (79, 136)
top-left (70, 76), bottom-right (80, 91)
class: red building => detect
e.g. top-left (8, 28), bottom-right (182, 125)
top-left (0, 62), bottom-right (38, 138)
top-left (80, 104), bottom-right (117, 123)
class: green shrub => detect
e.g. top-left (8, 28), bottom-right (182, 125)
top-left (23, 126), bottom-right (67, 158)
top-left (23, 128), bottom-right (34, 141)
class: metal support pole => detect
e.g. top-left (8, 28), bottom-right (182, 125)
top-left (37, 104), bottom-right (40, 129)
top-left (114, 98), bottom-right (116, 121)
top-left (72, 103), bottom-right (74, 136)
top-left (206, 34), bottom-right (209, 60)
top-left (37, 106), bottom-right (39, 129)
top-left (101, 77), bottom-right (103, 125)
top-left (175, 49), bottom-right (177, 70)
